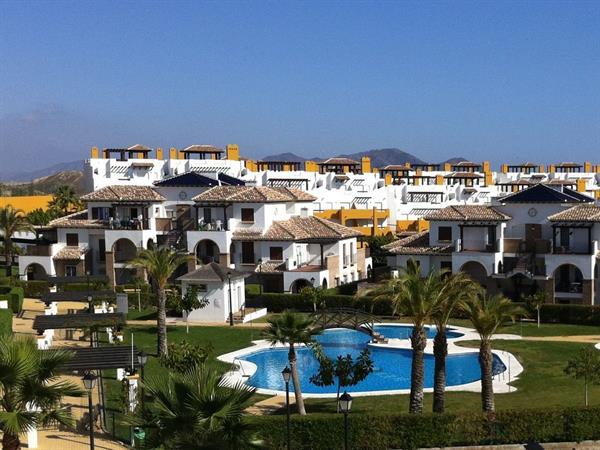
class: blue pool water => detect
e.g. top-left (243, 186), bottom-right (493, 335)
top-left (373, 324), bottom-right (464, 340)
top-left (243, 328), bottom-right (505, 394)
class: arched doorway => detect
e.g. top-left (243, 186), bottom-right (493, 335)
top-left (554, 264), bottom-right (583, 295)
top-left (195, 239), bottom-right (220, 264)
top-left (503, 273), bottom-right (537, 301)
top-left (25, 263), bottom-right (47, 281)
top-left (322, 278), bottom-right (328, 290)
top-left (290, 278), bottom-right (312, 293)
top-left (460, 261), bottom-right (488, 285)
top-left (147, 238), bottom-right (155, 250)
top-left (113, 238), bottom-right (138, 263)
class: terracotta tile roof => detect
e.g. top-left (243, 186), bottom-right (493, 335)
top-left (556, 162), bottom-right (582, 167)
top-left (127, 144), bottom-right (152, 151)
top-left (498, 179), bottom-right (532, 185)
top-left (320, 157), bottom-right (360, 165)
top-left (453, 161), bottom-right (481, 167)
top-left (53, 246), bottom-right (89, 260)
top-left (181, 144), bottom-right (223, 153)
top-left (548, 205), bottom-right (600, 222)
top-left (444, 172), bottom-right (484, 178)
top-left (192, 186), bottom-right (316, 203)
top-left (380, 165), bottom-right (410, 170)
top-left (255, 260), bottom-right (286, 273)
top-left (425, 205), bottom-right (511, 222)
top-left (383, 231), bottom-right (454, 255)
top-left (48, 211), bottom-right (107, 229)
top-left (547, 179), bottom-right (577, 185)
top-left (81, 185), bottom-right (165, 202)
top-left (233, 216), bottom-right (361, 241)
top-left (177, 262), bottom-right (247, 282)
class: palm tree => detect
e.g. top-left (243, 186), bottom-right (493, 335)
top-left (49, 185), bottom-right (81, 216)
top-left (130, 247), bottom-right (193, 356)
top-left (262, 310), bottom-right (314, 416)
top-left (431, 271), bottom-right (479, 413)
top-left (461, 293), bottom-right (525, 412)
top-left (137, 363), bottom-right (255, 449)
top-left (373, 259), bottom-right (443, 413)
top-left (0, 205), bottom-right (34, 277)
top-left (0, 335), bottom-right (83, 450)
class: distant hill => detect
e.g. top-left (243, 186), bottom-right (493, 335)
top-left (0, 170), bottom-right (86, 196)
top-left (0, 160), bottom-right (85, 182)
top-left (262, 148), bottom-right (466, 168)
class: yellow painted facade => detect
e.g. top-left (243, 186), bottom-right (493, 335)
top-left (396, 218), bottom-right (429, 233)
top-left (314, 208), bottom-right (391, 236)
top-left (244, 160), bottom-right (258, 172)
top-left (156, 148), bottom-right (163, 160)
top-left (90, 147), bottom-right (99, 158)
top-left (226, 144), bottom-right (239, 161)
top-left (304, 161), bottom-right (319, 172)
top-left (577, 179), bottom-right (587, 193)
top-left (361, 156), bottom-right (371, 174)
top-left (0, 195), bottom-right (53, 213)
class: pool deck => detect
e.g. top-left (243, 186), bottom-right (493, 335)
top-left (218, 323), bottom-right (525, 398)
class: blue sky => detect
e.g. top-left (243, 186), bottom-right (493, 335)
top-left (0, 1), bottom-right (599, 174)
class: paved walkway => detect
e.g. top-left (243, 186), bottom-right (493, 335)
top-left (12, 298), bottom-right (127, 450)
top-left (522, 335), bottom-right (600, 344)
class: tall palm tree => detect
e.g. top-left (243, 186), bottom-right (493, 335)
top-left (461, 293), bottom-right (525, 412)
top-left (431, 272), bottom-right (479, 413)
top-left (0, 335), bottom-right (83, 450)
top-left (137, 363), bottom-right (255, 449)
top-left (373, 259), bottom-right (443, 413)
top-left (262, 310), bottom-right (314, 416)
top-left (0, 205), bottom-right (34, 277)
top-left (49, 185), bottom-right (81, 216)
top-left (130, 247), bottom-right (193, 356)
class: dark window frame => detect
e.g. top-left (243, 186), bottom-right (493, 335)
top-left (241, 208), bottom-right (255, 223)
top-left (438, 226), bottom-right (452, 242)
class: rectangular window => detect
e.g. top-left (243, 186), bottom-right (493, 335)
top-left (99, 239), bottom-right (106, 262)
top-left (91, 207), bottom-right (99, 219)
top-left (203, 207), bottom-right (212, 223)
top-left (560, 227), bottom-right (570, 248)
top-left (66, 233), bottom-right (79, 246)
top-left (440, 261), bottom-right (452, 273)
top-left (241, 242), bottom-right (255, 264)
top-left (438, 226), bottom-right (452, 242)
top-left (65, 265), bottom-right (77, 277)
top-left (300, 207), bottom-right (309, 217)
top-left (241, 208), bottom-right (254, 223)
top-left (269, 246), bottom-right (283, 261)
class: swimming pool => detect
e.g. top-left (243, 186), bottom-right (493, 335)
top-left (373, 324), bottom-right (464, 340)
top-left (241, 328), bottom-right (506, 394)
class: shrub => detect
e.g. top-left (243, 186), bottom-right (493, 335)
top-left (20, 280), bottom-right (50, 298)
top-left (159, 340), bottom-right (212, 373)
top-left (0, 309), bottom-right (12, 335)
top-left (0, 285), bottom-right (24, 313)
top-left (62, 281), bottom-right (109, 292)
top-left (540, 304), bottom-right (600, 326)
top-left (250, 407), bottom-right (600, 449)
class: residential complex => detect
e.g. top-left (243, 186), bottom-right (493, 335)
top-left (17, 144), bottom-right (600, 312)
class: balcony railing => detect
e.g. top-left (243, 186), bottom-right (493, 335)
top-left (456, 239), bottom-right (499, 253)
top-left (108, 218), bottom-right (150, 230)
top-left (24, 245), bottom-right (52, 257)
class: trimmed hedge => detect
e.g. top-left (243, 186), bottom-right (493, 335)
top-left (245, 292), bottom-right (395, 316)
top-left (0, 309), bottom-right (12, 335)
top-left (251, 407), bottom-right (600, 450)
top-left (20, 280), bottom-right (51, 298)
top-left (540, 304), bottom-right (600, 326)
top-left (0, 286), bottom-right (24, 313)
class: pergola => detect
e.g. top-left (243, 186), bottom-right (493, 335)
top-left (33, 313), bottom-right (125, 333)
top-left (41, 290), bottom-right (116, 306)
top-left (58, 345), bottom-right (140, 372)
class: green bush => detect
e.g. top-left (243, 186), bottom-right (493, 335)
top-left (0, 285), bottom-right (24, 313)
top-left (20, 280), bottom-right (50, 298)
top-left (0, 309), bottom-right (12, 335)
top-left (251, 407), bottom-right (600, 449)
top-left (540, 304), bottom-right (600, 326)
top-left (62, 281), bottom-right (109, 292)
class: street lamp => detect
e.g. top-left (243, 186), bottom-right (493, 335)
top-left (339, 391), bottom-right (353, 450)
top-left (227, 271), bottom-right (234, 326)
top-left (281, 366), bottom-right (292, 450)
top-left (82, 372), bottom-right (97, 450)
top-left (137, 351), bottom-right (148, 409)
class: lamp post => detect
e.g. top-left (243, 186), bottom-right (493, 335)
top-left (137, 350), bottom-right (148, 409)
top-left (227, 271), bottom-right (234, 326)
top-left (281, 366), bottom-right (292, 450)
top-left (339, 391), bottom-right (353, 450)
top-left (82, 372), bottom-right (97, 450)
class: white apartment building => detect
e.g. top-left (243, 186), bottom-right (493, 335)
top-left (385, 184), bottom-right (600, 305)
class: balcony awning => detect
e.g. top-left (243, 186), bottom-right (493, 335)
top-left (58, 346), bottom-right (140, 371)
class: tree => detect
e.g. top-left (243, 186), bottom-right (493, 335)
top-left (310, 343), bottom-right (374, 411)
top-left (0, 205), bottom-right (34, 277)
top-left (136, 363), bottom-right (255, 449)
top-left (364, 234), bottom-right (395, 266)
top-left (0, 335), bottom-right (83, 450)
top-left (525, 291), bottom-right (546, 328)
top-left (130, 247), bottom-right (194, 356)
top-left (177, 286), bottom-right (209, 333)
top-left (159, 340), bottom-right (213, 373)
top-left (26, 208), bottom-right (54, 226)
top-left (372, 258), bottom-right (444, 413)
top-left (431, 271), bottom-right (479, 413)
top-left (48, 185), bottom-right (82, 215)
top-left (300, 285), bottom-right (325, 312)
top-left (461, 293), bottom-right (525, 413)
top-left (262, 311), bottom-right (315, 416)
top-left (564, 346), bottom-right (600, 407)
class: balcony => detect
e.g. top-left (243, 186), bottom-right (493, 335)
top-left (24, 245), bottom-right (52, 257)
top-left (456, 238), bottom-right (499, 253)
